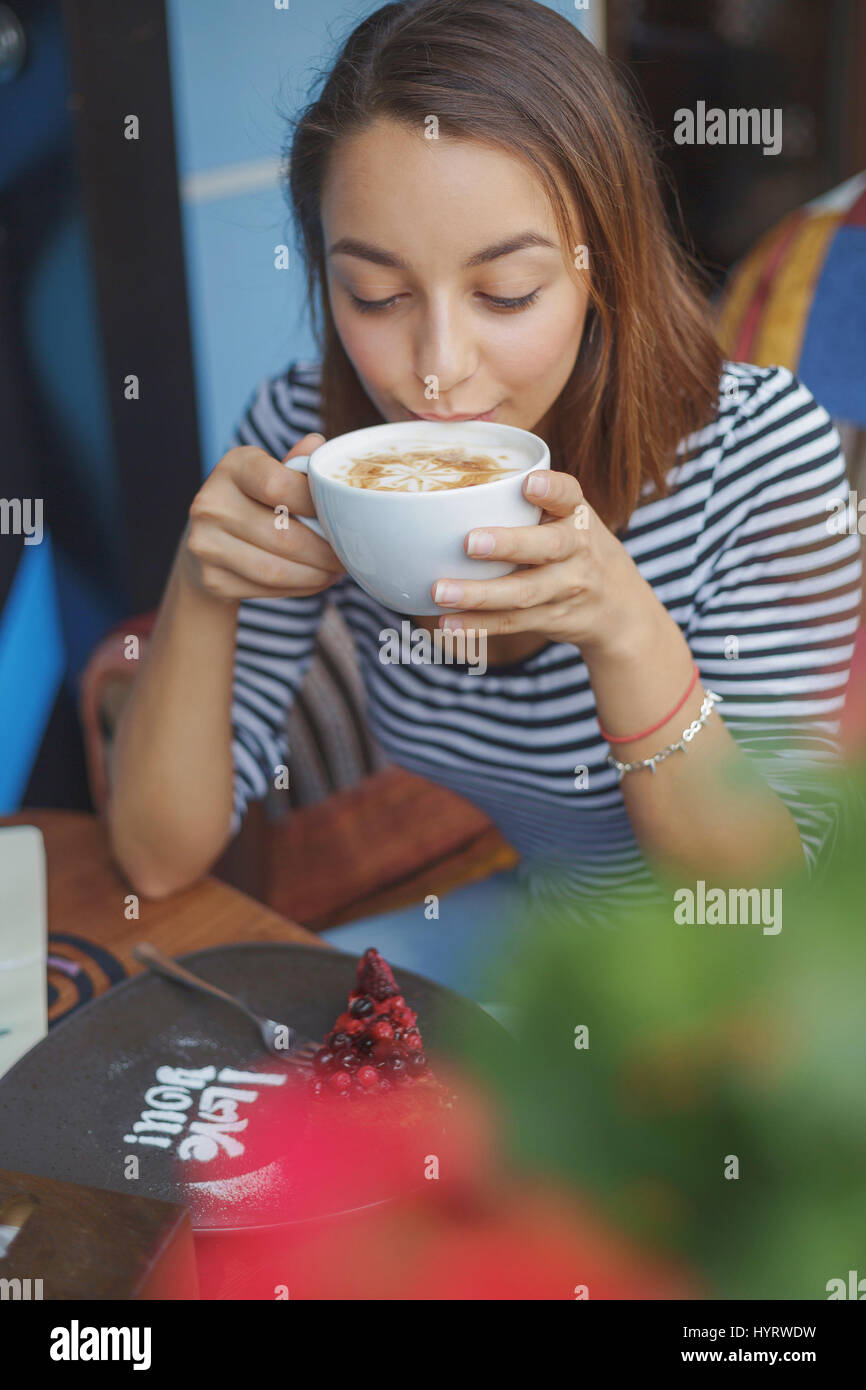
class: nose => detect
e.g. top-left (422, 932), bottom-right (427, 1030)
top-left (413, 292), bottom-right (478, 402)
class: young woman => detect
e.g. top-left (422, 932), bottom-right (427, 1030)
top-left (108, 0), bottom-right (860, 993)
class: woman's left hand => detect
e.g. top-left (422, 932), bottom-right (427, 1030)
top-left (432, 469), bottom-right (656, 659)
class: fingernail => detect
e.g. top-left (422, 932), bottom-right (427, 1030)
top-left (434, 581), bottom-right (463, 606)
top-left (526, 470), bottom-right (549, 497)
top-left (467, 529), bottom-right (495, 556)
top-left (442, 615), bottom-right (464, 631)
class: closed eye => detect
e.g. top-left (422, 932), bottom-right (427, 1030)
top-left (348, 289), bottom-right (542, 314)
top-left (484, 289), bottom-right (541, 312)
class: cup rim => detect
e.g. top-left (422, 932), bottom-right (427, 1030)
top-left (308, 420), bottom-right (549, 497)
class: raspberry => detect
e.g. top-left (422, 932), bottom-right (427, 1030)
top-left (371, 1020), bottom-right (394, 1041)
top-left (357, 1066), bottom-right (379, 1089)
top-left (329, 1070), bottom-right (352, 1092)
top-left (405, 1033), bottom-right (423, 1051)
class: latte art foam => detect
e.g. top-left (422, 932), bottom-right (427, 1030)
top-left (333, 444), bottom-right (523, 493)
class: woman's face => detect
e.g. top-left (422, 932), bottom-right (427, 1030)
top-left (321, 118), bottom-right (589, 437)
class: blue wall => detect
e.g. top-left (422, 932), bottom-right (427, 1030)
top-left (0, 2), bottom-right (124, 813)
top-left (165, 0), bottom-right (339, 472)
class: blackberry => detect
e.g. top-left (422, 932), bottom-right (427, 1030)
top-left (358, 948), bottom-right (400, 1002)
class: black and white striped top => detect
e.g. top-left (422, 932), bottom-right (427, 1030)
top-left (228, 359), bottom-right (862, 915)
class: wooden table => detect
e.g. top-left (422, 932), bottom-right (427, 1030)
top-left (0, 810), bottom-right (325, 1026)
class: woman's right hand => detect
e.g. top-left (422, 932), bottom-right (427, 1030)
top-left (182, 434), bottom-right (345, 600)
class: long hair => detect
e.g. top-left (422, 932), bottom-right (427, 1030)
top-left (287, 0), bottom-right (723, 530)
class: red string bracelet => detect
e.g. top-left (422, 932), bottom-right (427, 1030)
top-left (600, 663), bottom-right (701, 745)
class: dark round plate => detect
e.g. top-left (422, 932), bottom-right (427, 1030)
top-left (0, 942), bottom-right (503, 1232)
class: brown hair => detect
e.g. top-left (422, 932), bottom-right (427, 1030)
top-left (287, 0), bottom-right (723, 530)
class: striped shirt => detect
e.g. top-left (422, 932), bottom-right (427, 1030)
top-left (228, 359), bottom-right (862, 917)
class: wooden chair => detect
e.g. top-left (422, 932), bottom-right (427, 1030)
top-left (78, 602), bottom-right (516, 928)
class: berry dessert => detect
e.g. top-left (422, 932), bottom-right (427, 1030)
top-left (309, 948), bottom-right (442, 1100)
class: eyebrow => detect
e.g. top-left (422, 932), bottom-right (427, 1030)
top-left (327, 231), bottom-right (558, 270)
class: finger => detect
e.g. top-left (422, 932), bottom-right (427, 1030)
top-left (279, 434), bottom-right (327, 518)
top-left (222, 492), bottom-right (344, 573)
top-left (236, 437), bottom-right (323, 517)
top-left (435, 603), bottom-right (568, 638)
top-left (204, 568), bottom-right (341, 602)
top-left (524, 468), bottom-right (589, 522)
top-left (192, 476), bottom-right (343, 573)
top-left (190, 522), bottom-right (341, 593)
top-left (229, 441), bottom-right (342, 570)
top-left (282, 434), bottom-right (326, 462)
top-left (431, 560), bottom-right (579, 612)
top-left (465, 517), bottom-right (579, 566)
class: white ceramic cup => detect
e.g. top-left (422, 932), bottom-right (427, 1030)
top-left (284, 419), bottom-right (550, 615)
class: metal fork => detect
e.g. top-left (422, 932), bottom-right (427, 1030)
top-left (131, 941), bottom-right (320, 1066)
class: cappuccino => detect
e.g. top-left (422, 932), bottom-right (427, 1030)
top-left (332, 443), bottom-right (523, 493)
top-left (294, 418), bottom-right (550, 613)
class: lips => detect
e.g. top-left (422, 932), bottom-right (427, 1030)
top-left (409, 407), bottom-right (497, 422)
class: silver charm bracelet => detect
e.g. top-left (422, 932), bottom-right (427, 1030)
top-left (607, 690), bottom-right (723, 781)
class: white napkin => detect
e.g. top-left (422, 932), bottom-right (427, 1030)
top-left (0, 825), bottom-right (47, 1079)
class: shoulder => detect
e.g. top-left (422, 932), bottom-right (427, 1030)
top-left (675, 362), bottom-right (845, 504)
top-left (717, 358), bottom-right (835, 440)
top-left (230, 359), bottom-right (323, 457)
top-left (711, 361), bottom-right (840, 473)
